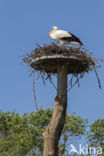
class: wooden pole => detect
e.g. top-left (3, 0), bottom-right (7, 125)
top-left (57, 65), bottom-right (67, 96)
top-left (43, 65), bottom-right (67, 156)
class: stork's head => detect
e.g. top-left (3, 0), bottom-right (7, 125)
top-left (52, 26), bottom-right (58, 31)
top-left (48, 26), bottom-right (58, 36)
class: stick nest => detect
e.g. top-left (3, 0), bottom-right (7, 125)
top-left (23, 43), bottom-right (97, 74)
top-left (22, 43), bottom-right (103, 111)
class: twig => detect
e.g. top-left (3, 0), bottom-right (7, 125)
top-left (36, 42), bottom-right (41, 48)
top-left (77, 75), bottom-right (80, 88)
top-left (48, 74), bottom-right (57, 91)
top-left (40, 72), bottom-right (45, 85)
top-left (67, 63), bottom-right (81, 90)
top-left (94, 58), bottom-right (104, 62)
top-left (67, 73), bottom-right (85, 92)
top-left (33, 71), bottom-right (38, 111)
top-left (37, 71), bottom-right (40, 80)
top-left (67, 74), bottom-right (74, 89)
top-left (94, 68), bottom-right (102, 89)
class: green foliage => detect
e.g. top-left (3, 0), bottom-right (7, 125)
top-left (59, 113), bottom-right (88, 155)
top-left (88, 119), bottom-right (104, 155)
top-left (0, 109), bottom-right (87, 156)
top-left (64, 113), bottom-right (88, 136)
top-left (0, 109), bottom-right (52, 156)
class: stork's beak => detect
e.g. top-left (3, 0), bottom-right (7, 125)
top-left (48, 33), bottom-right (49, 36)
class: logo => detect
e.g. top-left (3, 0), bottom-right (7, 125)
top-left (70, 144), bottom-right (102, 155)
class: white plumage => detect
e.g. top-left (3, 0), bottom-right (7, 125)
top-left (48, 26), bottom-right (83, 46)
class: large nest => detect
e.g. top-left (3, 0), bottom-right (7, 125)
top-left (23, 43), bottom-right (98, 74)
top-left (23, 43), bottom-right (102, 111)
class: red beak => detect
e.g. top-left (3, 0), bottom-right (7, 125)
top-left (48, 33), bottom-right (50, 36)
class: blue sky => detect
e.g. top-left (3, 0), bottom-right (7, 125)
top-left (0, 0), bottom-right (104, 123)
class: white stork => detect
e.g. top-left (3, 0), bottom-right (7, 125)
top-left (48, 26), bottom-right (83, 46)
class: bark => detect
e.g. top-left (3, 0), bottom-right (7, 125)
top-left (43, 95), bottom-right (67, 156)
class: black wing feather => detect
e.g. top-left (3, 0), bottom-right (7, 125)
top-left (60, 32), bottom-right (83, 45)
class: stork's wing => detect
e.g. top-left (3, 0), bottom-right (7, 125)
top-left (68, 32), bottom-right (83, 45)
top-left (68, 32), bottom-right (78, 38)
top-left (53, 30), bottom-right (72, 39)
top-left (60, 36), bottom-right (83, 45)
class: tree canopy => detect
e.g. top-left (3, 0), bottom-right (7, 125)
top-left (0, 109), bottom-right (103, 156)
top-left (88, 119), bottom-right (104, 155)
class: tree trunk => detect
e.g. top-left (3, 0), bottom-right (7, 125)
top-left (43, 66), bottom-right (67, 156)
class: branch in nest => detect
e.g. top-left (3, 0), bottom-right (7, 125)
top-left (33, 71), bottom-right (38, 111)
top-left (94, 68), bottom-right (102, 89)
top-left (67, 73), bottom-right (85, 92)
top-left (40, 72), bottom-right (46, 85)
top-left (36, 42), bottom-right (41, 48)
top-left (48, 75), bottom-right (57, 91)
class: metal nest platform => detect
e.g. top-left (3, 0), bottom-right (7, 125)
top-left (23, 43), bottom-right (102, 111)
top-left (23, 43), bottom-right (97, 74)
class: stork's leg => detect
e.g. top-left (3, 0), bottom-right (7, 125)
top-left (60, 41), bottom-right (65, 47)
top-left (56, 41), bottom-right (59, 45)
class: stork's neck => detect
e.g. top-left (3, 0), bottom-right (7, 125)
top-left (50, 29), bottom-right (57, 34)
